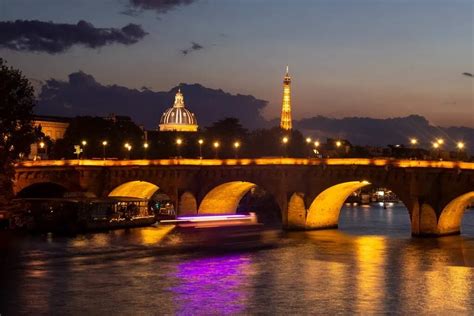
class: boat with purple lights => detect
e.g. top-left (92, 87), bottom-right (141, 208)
top-left (159, 213), bottom-right (277, 250)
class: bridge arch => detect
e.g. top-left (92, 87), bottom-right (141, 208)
top-left (198, 181), bottom-right (257, 214)
top-left (198, 181), bottom-right (283, 225)
top-left (437, 191), bottom-right (474, 235)
top-left (17, 182), bottom-right (69, 198)
top-left (306, 181), bottom-right (372, 229)
top-left (108, 180), bottom-right (159, 199)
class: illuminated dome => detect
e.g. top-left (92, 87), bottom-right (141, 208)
top-left (159, 89), bottom-right (198, 132)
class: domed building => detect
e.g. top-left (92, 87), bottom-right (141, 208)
top-left (159, 89), bottom-right (198, 132)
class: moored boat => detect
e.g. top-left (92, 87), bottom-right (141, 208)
top-left (10, 197), bottom-right (157, 233)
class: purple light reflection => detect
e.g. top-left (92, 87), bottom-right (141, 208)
top-left (169, 254), bottom-right (252, 315)
top-left (177, 214), bottom-right (249, 221)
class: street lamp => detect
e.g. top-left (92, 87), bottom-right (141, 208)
top-left (432, 142), bottom-right (439, 159)
top-left (81, 140), bottom-right (87, 159)
top-left (38, 141), bottom-right (46, 160)
top-left (143, 142), bottom-right (149, 159)
top-left (233, 141), bottom-right (241, 159)
top-left (102, 140), bottom-right (108, 160)
top-left (176, 138), bottom-right (183, 158)
top-left (126, 144), bottom-right (132, 159)
top-left (314, 141), bottom-right (320, 148)
top-left (198, 139), bottom-right (204, 159)
top-left (335, 140), bottom-right (343, 157)
top-left (437, 138), bottom-right (444, 145)
top-left (305, 137), bottom-right (312, 157)
top-left (213, 141), bottom-right (220, 158)
top-left (124, 142), bottom-right (132, 159)
top-left (457, 141), bottom-right (465, 161)
top-left (410, 138), bottom-right (418, 146)
top-left (282, 136), bottom-right (289, 157)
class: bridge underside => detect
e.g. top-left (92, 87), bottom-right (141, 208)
top-left (108, 181), bottom-right (159, 199)
top-left (198, 181), bottom-right (257, 214)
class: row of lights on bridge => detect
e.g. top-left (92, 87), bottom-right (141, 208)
top-left (38, 137), bottom-right (465, 151)
top-left (409, 138), bottom-right (465, 150)
top-left (74, 138), bottom-right (242, 159)
top-left (37, 136), bottom-right (467, 160)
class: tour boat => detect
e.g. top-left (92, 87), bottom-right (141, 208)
top-left (159, 213), bottom-right (277, 250)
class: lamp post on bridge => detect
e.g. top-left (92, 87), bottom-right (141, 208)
top-left (432, 142), bottom-right (440, 159)
top-left (282, 136), bottom-right (289, 157)
top-left (143, 142), bottom-right (149, 159)
top-left (409, 138), bottom-right (418, 159)
top-left (305, 137), bottom-right (312, 158)
top-left (102, 140), bottom-right (108, 160)
top-left (124, 143), bottom-right (132, 159)
top-left (38, 141), bottom-right (46, 159)
top-left (176, 138), bottom-right (183, 158)
top-left (335, 140), bottom-right (342, 157)
top-left (457, 141), bottom-right (465, 161)
top-left (213, 141), bottom-right (220, 159)
top-left (233, 141), bottom-right (241, 159)
top-left (81, 140), bottom-right (87, 159)
top-left (313, 140), bottom-right (320, 158)
top-left (198, 139), bottom-right (204, 159)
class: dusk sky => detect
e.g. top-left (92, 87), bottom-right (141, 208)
top-left (1, 0), bottom-right (472, 127)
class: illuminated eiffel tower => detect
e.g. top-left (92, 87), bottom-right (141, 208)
top-left (280, 66), bottom-right (292, 130)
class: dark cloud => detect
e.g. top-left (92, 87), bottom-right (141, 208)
top-left (0, 20), bottom-right (148, 54)
top-left (36, 71), bottom-right (268, 129)
top-left (463, 72), bottom-right (473, 77)
top-left (295, 115), bottom-right (474, 150)
top-left (181, 42), bottom-right (203, 55)
top-left (123, 0), bottom-right (196, 15)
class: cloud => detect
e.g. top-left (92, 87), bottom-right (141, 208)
top-left (123, 0), bottom-right (196, 15)
top-left (294, 115), bottom-right (474, 150)
top-left (181, 41), bottom-right (203, 55)
top-left (36, 71), bottom-right (268, 129)
top-left (0, 20), bottom-right (148, 54)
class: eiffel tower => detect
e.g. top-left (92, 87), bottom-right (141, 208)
top-left (280, 66), bottom-right (292, 130)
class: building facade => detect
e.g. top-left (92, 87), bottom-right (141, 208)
top-left (30, 116), bottom-right (71, 159)
top-left (33, 115), bottom-right (70, 141)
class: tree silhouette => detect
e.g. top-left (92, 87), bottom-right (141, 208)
top-left (0, 58), bottom-right (38, 209)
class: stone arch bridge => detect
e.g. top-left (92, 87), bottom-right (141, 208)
top-left (14, 158), bottom-right (474, 237)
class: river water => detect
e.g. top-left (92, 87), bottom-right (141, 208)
top-left (1, 204), bottom-right (474, 315)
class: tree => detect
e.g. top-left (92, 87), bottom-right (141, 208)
top-left (0, 58), bottom-right (38, 209)
top-left (52, 116), bottom-right (145, 159)
top-left (204, 117), bottom-right (249, 158)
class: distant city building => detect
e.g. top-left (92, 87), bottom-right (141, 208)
top-left (33, 115), bottom-right (70, 141)
top-left (280, 66), bottom-right (292, 130)
top-left (30, 115), bottom-right (71, 160)
top-left (159, 89), bottom-right (198, 132)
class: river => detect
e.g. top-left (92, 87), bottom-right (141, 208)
top-left (1, 204), bottom-right (473, 315)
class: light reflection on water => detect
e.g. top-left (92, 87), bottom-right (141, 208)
top-left (1, 204), bottom-right (474, 314)
top-left (171, 255), bottom-right (253, 315)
